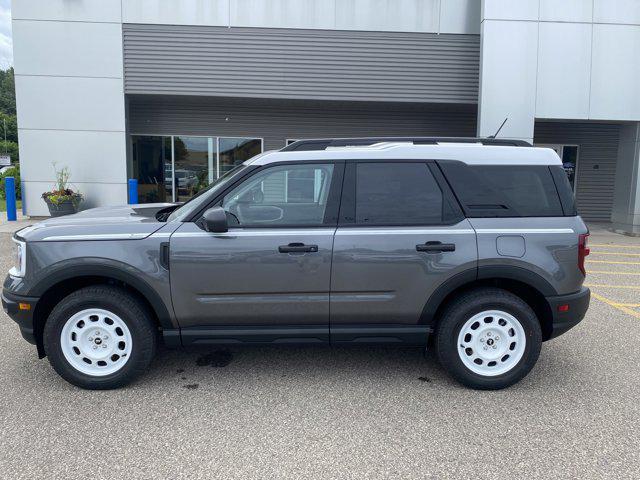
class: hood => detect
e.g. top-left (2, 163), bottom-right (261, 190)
top-left (17, 203), bottom-right (176, 242)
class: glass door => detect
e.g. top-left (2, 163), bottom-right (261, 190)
top-left (172, 136), bottom-right (216, 202)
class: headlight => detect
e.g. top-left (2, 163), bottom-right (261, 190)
top-left (9, 237), bottom-right (26, 277)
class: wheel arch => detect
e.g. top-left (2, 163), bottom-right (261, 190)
top-left (30, 262), bottom-right (174, 357)
top-left (422, 266), bottom-right (556, 341)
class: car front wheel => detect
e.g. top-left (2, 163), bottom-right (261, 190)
top-left (43, 286), bottom-right (157, 389)
top-left (435, 288), bottom-right (542, 390)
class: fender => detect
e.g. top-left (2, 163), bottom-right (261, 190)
top-left (27, 259), bottom-right (175, 329)
top-left (420, 265), bottom-right (557, 327)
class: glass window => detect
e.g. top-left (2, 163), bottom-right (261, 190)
top-left (130, 135), bottom-right (262, 204)
top-left (131, 136), bottom-right (172, 203)
top-left (219, 138), bottom-right (262, 177)
top-left (439, 162), bottom-right (564, 217)
top-left (355, 163), bottom-right (444, 225)
top-left (222, 164), bottom-right (334, 226)
top-left (173, 136), bottom-right (215, 202)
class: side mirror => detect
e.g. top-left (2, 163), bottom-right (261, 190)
top-left (202, 207), bottom-right (228, 233)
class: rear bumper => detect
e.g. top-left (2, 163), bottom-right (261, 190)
top-left (1, 289), bottom-right (39, 345)
top-left (545, 287), bottom-right (590, 340)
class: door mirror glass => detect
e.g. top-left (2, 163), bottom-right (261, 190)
top-left (202, 206), bottom-right (229, 233)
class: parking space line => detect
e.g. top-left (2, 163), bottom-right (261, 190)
top-left (586, 260), bottom-right (640, 265)
top-left (584, 283), bottom-right (640, 290)
top-left (588, 270), bottom-right (640, 276)
top-left (590, 244), bottom-right (640, 249)
top-left (591, 292), bottom-right (640, 320)
top-left (590, 252), bottom-right (640, 257)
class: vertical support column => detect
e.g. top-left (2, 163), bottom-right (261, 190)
top-left (477, 0), bottom-right (539, 144)
top-left (611, 123), bottom-right (640, 235)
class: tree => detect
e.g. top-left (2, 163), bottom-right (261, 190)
top-left (0, 68), bottom-right (16, 115)
top-left (0, 67), bottom-right (20, 199)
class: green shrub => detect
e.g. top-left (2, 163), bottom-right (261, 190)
top-left (0, 163), bottom-right (20, 200)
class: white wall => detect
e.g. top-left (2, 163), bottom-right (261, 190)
top-left (12, 0), bottom-right (126, 216)
top-left (478, 0), bottom-right (640, 142)
top-left (123, 0), bottom-right (482, 34)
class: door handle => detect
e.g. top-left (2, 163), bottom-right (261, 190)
top-left (416, 241), bottom-right (456, 253)
top-left (278, 243), bottom-right (319, 253)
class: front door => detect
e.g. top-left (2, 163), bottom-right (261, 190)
top-left (330, 161), bottom-right (477, 343)
top-left (170, 161), bottom-right (344, 343)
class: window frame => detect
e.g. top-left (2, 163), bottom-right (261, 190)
top-left (338, 159), bottom-right (464, 228)
top-left (190, 160), bottom-right (346, 229)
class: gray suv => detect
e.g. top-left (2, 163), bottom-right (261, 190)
top-left (2, 138), bottom-right (590, 390)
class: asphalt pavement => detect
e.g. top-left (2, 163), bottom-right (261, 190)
top-left (0, 221), bottom-right (639, 479)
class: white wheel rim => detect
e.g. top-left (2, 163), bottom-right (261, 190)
top-left (60, 308), bottom-right (133, 376)
top-left (457, 310), bottom-right (526, 377)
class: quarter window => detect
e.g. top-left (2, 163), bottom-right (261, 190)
top-left (221, 164), bottom-right (335, 226)
top-left (355, 163), bottom-right (446, 225)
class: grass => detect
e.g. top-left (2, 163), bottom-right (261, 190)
top-left (0, 199), bottom-right (22, 213)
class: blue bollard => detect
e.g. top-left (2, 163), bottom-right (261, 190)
top-left (5, 176), bottom-right (16, 221)
top-left (128, 178), bottom-right (138, 204)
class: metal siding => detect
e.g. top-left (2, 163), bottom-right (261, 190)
top-left (534, 121), bottom-right (621, 222)
top-left (127, 95), bottom-right (477, 151)
top-left (123, 25), bottom-right (480, 104)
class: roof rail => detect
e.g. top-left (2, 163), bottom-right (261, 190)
top-left (280, 137), bottom-right (532, 152)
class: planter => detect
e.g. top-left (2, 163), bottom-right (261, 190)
top-left (44, 197), bottom-right (80, 217)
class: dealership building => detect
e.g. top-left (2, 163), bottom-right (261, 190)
top-left (11, 0), bottom-right (640, 232)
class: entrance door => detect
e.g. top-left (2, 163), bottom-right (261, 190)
top-left (536, 144), bottom-right (579, 192)
top-left (330, 161), bottom-right (478, 343)
top-left (169, 161), bottom-right (344, 343)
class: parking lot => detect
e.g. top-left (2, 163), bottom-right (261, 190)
top-left (1, 222), bottom-right (639, 479)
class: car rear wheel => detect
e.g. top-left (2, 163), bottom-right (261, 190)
top-left (435, 288), bottom-right (542, 390)
top-left (43, 286), bottom-right (157, 389)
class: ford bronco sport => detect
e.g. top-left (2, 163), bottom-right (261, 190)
top-left (2, 137), bottom-right (590, 390)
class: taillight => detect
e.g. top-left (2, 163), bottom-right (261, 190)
top-left (578, 233), bottom-right (590, 276)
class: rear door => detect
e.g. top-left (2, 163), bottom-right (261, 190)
top-left (330, 161), bottom-right (477, 343)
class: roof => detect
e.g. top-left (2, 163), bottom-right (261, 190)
top-left (246, 141), bottom-right (563, 166)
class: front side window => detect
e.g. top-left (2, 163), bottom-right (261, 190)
top-left (355, 163), bottom-right (445, 225)
top-left (221, 164), bottom-right (335, 226)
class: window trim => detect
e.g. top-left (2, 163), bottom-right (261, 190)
top-left (190, 160), bottom-right (346, 229)
top-left (338, 159), bottom-right (464, 228)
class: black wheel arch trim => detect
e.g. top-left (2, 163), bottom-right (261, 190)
top-left (27, 260), bottom-right (175, 329)
top-left (421, 265), bottom-right (558, 327)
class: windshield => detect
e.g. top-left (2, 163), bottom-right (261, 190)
top-left (167, 164), bottom-right (249, 222)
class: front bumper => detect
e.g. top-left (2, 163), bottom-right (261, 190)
top-left (545, 287), bottom-right (590, 340)
top-left (1, 289), bottom-right (39, 345)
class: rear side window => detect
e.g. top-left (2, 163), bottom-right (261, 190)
top-left (438, 161), bottom-right (565, 217)
top-left (355, 163), bottom-right (452, 225)
top-left (549, 165), bottom-right (577, 216)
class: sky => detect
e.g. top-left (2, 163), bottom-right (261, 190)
top-left (0, 0), bottom-right (12, 69)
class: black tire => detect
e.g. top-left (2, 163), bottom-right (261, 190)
top-left (435, 288), bottom-right (542, 390)
top-left (43, 285), bottom-right (157, 390)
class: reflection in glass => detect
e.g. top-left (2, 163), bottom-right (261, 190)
top-left (219, 138), bottom-right (262, 177)
top-left (131, 136), bottom-right (172, 203)
top-left (173, 136), bottom-right (215, 202)
top-left (562, 146), bottom-right (578, 191)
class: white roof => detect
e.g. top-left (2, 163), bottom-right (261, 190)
top-left (246, 142), bottom-right (562, 166)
